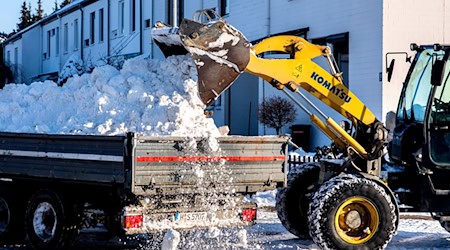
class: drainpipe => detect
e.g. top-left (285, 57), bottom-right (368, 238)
top-left (140, 0), bottom-right (143, 55)
top-left (58, 14), bottom-right (62, 72)
top-left (80, 6), bottom-right (84, 61)
top-left (40, 23), bottom-right (43, 74)
top-left (173, 0), bottom-right (177, 26)
top-left (150, 0), bottom-right (154, 58)
top-left (107, 0), bottom-right (110, 58)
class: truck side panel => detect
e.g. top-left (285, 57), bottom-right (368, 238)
top-left (132, 136), bottom-right (287, 195)
top-left (0, 132), bottom-right (126, 184)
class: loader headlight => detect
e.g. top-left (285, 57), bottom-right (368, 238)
top-left (433, 43), bottom-right (442, 51)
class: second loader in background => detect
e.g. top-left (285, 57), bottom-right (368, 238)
top-left (153, 9), bottom-right (450, 250)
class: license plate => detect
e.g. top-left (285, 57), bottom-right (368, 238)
top-left (174, 212), bottom-right (208, 223)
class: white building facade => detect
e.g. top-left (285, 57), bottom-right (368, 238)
top-left (3, 0), bottom-right (450, 149)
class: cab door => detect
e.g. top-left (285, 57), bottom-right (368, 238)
top-left (427, 66), bottom-right (450, 166)
top-left (390, 48), bottom-right (437, 163)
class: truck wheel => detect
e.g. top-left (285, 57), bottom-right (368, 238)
top-left (25, 190), bottom-right (80, 249)
top-left (0, 190), bottom-right (25, 245)
top-left (308, 174), bottom-right (397, 250)
top-left (104, 209), bottom-right (124, 237)
top-left (436, 213), bottom-right (450, 233)
top-left (276, 162), bottom-right (320, 239)
top-left (440, 220), bottom-right (450, 232)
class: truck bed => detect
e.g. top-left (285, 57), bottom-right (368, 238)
top-left (0, 132), bottom-right (287, 195)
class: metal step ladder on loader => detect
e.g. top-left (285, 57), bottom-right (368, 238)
top-left (153, 9), bottom-right (450, 250)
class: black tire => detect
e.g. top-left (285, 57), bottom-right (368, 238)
top-left (440, 220), bottom-right (450, 233)
top-left (104, 209), bottom-right (124, 237)
top-left (436, 213), bottom-right (450, 233)
top-left (276, 162), bottom-right (320, 239)
top-left (25, 190), bottom-right (81, 249)
top-left (308, 174), bottom-right (398, 250)
top-left (0, 188), bottom-right (25, 245)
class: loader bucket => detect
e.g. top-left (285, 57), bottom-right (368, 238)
top-left (152, 20), bottom-right (251, 106)
top-left (151, 25), bottom-right (188, 57)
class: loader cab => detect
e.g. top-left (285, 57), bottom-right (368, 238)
top-left (390, 45), bottom-right (450, 169)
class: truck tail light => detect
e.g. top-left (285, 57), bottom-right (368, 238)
top-left (241, 208), bottom-right (257, 222)
top-left (122, 214), bottom-right (143, 229)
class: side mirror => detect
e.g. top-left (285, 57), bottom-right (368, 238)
top-left (387, 59), bottom-right (396, 82)
top-left (385, 52), bottom-right (411, 83)
top-left (431, 59), bottom-right (445, 86)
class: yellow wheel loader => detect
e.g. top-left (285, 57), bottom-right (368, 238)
top-left (153, 9), bottom-right (450, 250)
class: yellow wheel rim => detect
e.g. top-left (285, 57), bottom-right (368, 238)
top-left (334, 197), bottom-right (379, 244)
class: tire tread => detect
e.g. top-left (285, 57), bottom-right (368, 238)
top-left (276, 162), bottom-right (320, 239)
top-left (307, 174), bottom-right (398, 250)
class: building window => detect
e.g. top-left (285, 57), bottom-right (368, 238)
top-left (64, 23), bottom-right (69, 53)
top-left (99, 9), bottom-right (104, 42)
top-left (47, 30), bottom-right (51, 58)
top-left (56, 27), bottom-right (59, 56)
top-left (167, 0), bottom-right (183, 26)
top-left (219, 0), bottom-right (229, 16)
top-left (312, 33), bottom-right (349, 88)
top-left (131, 0), bottom-right (136, 32)
top-left (145, 19), bottom-right (151, 28)
top-left (74, 19), bottom-right (79, 50)
top-left (90, 11), bottom-right (96, 44)
top-left (6, 51), bottom-right (10, 64)
top-left (119, 0), bottom-right (125, 35)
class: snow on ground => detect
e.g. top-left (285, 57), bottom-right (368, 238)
top-left (247, 211), bottom-right (450, 250)
top-left (247, 212), bottom-right (450, 250)
top-left (239, 190), bottom-right (450, 250)
top-left (0, 55), bottom-right (219, 138)
top-left (69, 211), bottom-right (450, 249)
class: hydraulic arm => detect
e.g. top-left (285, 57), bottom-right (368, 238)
top-left (244, 35), bottom-right (383, 159)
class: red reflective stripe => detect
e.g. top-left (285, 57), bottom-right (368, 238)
top-left (136, 155), bottom-right (285, 163)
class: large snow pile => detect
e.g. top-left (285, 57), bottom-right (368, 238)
top-left (0, 55), bottom-right (220, 137)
